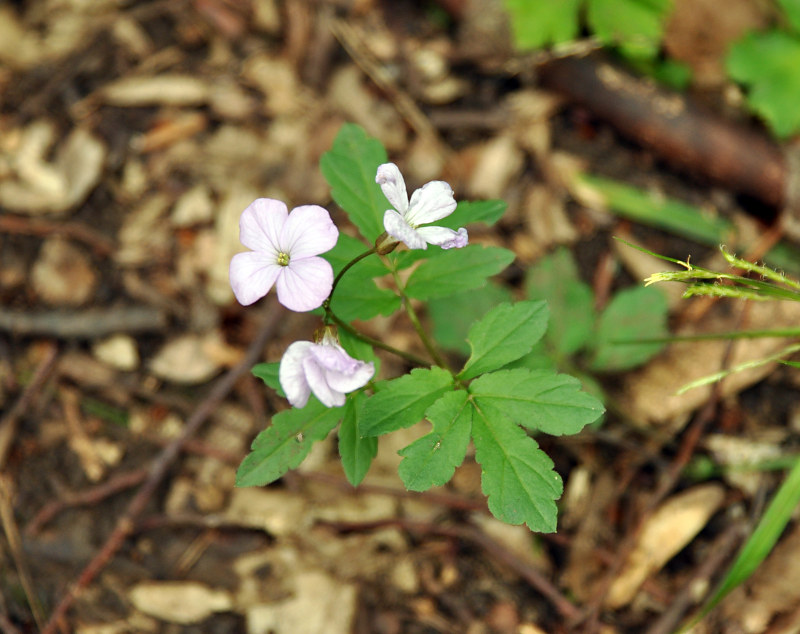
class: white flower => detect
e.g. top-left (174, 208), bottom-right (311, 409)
top-left (279, 329), bottom-right (374, 408)
top-left (376, 163), bottom-right (468, 250)
top-left (229, 198), bottom-right (339, 312)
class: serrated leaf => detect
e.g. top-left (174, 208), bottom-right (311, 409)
top-left (404, 245), bottom-right (515, 300)
top-left (338, 392), bottom-right (377, 486)
top-left (320, 123), bottom-right (388, 240)
top-left (469, 369), bottom-right (603, 436)
top-left (398, 390), bottom-right (472, 491)
top-left (727, 31), bottom-right (800, 138)
top-left (437, 200), bottom-right (508, 231)
top-left (252, 362), bottom-right (284, 397)
top-left (471, 405), bottom-right (562, 532)
top-left (460, 300), bottom-right (549, 380)
top-left (589, 285), bottom-right (668, 371)
top-left (429, 283), bottom-right (514, 354)
top-left (503, 0), bottom-right (582, 50)
top-left (236, 400), bottom-right (343, 487)
top-left (360, 367), bottom-right (454, 436)
top-left (586, 0), bottom-right (671, 60)
top-left (525, 248), bottom-right (595, 357)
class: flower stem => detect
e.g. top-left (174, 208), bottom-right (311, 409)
top-left (328, 311), bottom-right (430, 367)
top-left (329, 247), bottom-right (377, 300)
top-left (386, 262), bottom-right (452, 372)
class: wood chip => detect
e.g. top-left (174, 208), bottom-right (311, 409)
top-left (32, 238), bottom-right (96, 306)
top-left (128, 581), bottom-right (232, 624)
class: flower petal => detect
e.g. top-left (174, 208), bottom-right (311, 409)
top-left (229, 251), bottom-right (282, 306)
top-left (279, 341), bottom-right (314, 408)
top-left (275, 256), bottom-right (333, 312)
top-left (326, 360), bottom-right (374, 393)
top-left (239, 198), bottom-right (287, 252)
top-left (302, 354), bottom-right (342, 407)
top-left (280, 205), bottom-right (339, 259)
top-left (309, 344), bottom-right (375, 393)
top-left (383, 209), bottom-right (428, 250)
top-left (405, 181), bottom-right (457, 226)
top-left (376, 163), bottom-right (409, 214)
top-left (416, 226), bottom-right (468, 249)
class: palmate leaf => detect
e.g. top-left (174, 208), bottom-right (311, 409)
top-left (398, 390), bottom-right (472, 491)
top-left (586, 0), bottom-right (671, 60)
top-left (236, 400), bottom-right (343, 487)
top-left (471, 405), bottom-right (563, 533)
top-left (338, 392), bottom-right (377, 486)
top-left (252, 362), bottom-right (283, 397)
top-left (503, 0), bottom-right (582, 49)
top-left (320, 123), bottom-right (388, 241)
top-left (404, 245), bottom-right (515, 300)
top-left (437, 200), bottom-right (508, 231)
top-left (360, 367), bottom-right (454, 436)
top-left (460, 300), bottom-right (549, 380)
top-left (469, 369), bottom-right (604, 436)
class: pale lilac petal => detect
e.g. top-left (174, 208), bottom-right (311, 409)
top-left (309, 344), bottom-right (361, 374)
top-left (416, 226), bottom-right (468, 249)
top-left (229, 251), bottom-right (282, 306)
top-left (275, 257), bottom-right (333, 312)
top-left (405, 181), bottom-right (457, 226)
top-left (239, 198), bottom-right (287, 252)
top-left (376, 163), bottom-right (409, 214)
top-left (279, 341), bottom-right (314, 408)
top-left (383, 209), bottom-right (427, 250)
top-left (280, 205), bottom-right (339, 259)
top-left (302, 355), bottom-right (341, 407)
top-left (326, 360), bottom-right (374, 393)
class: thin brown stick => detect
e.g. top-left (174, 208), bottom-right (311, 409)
top-left (40, 299), bottom-right (282, 633)
top-left (0, 475), bottom-right (47, 630)
top-left (0, 214), bottom-right (115, 257)
top-left (0, 306), bottom-right (167, 339)
top-left (319, 517), bottom-right (582, 622)
top-left (0, 342), bottom-right (59, 469)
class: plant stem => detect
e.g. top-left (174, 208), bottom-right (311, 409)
top-left (329, 247), bottom-right (376, 299)
top-left (328, 311), bottom-right (430, 367)
top-left (386, 263), bottom-right (452, 371)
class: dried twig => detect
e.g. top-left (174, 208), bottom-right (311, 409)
top-left (0, 342), bottom-right (59, 469)
top-left (0, 214), bottom-right (115, 257)
top-left (0, 306), bottom-right (167, 339)
top-left (40, 299), bottom-right (282, 633)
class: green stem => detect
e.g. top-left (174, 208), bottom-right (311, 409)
top-left (329, 248), bottom-right (376, 299)
top-left (386, 262), bottom-right (452, 371)
top-left (328, 311), bottom-right (430, 367)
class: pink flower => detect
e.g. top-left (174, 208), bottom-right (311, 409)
top-left (229, 198), bottom-right (338, 312)
top-left (376, 163), bottom-right (468, 250)
top-left (279, 329), bottom-right (374, 408)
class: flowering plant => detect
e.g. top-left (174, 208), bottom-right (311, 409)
top-left (233, 124), bottom-right (604, 533)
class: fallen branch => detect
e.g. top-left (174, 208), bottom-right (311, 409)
top-left (0, 306), bottom-right (167, 339)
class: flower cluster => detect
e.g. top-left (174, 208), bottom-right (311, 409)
top-left (229, 164), bottom-right (466, 408)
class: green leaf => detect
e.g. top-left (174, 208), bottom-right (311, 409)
top-left (338, 392), bottom-right (377, 486)
top-left (469, 369), bottom-right (604, 436)
top-left (589, 285), bottom-right (668, 371)
top-left (501, 342), bottom-right (558, 374)
top-left (727, 31), bottom-right (800, 138)
top-left (429, 283), bottom-right (514, 354)
top-left (586, 0), bottom-right (672, 60)
top-left (360, 367), bottom-right (455, 436)
top-left (692, 458), bottom-right (800, 624)
top-left (320, 123), bottom-right (388, 240)
top-left (398, 390), bottom-right (472, 491)
top-left (236, 400), bottom-right (343, 487)
top-left (525, 248), bottom-right (595, 357)
top-left (437, 200), bottom-right (508, 231)
top-left (404, 245), bottom-right (515, 300)
top-left (471, 405), bottom-right (563, 532)
top-left (252, 362), bottom-right (284, 397)
top-left (503, 0), bottom-right (582, 50)
top-left (460, 300), bottom-right (549, 380)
